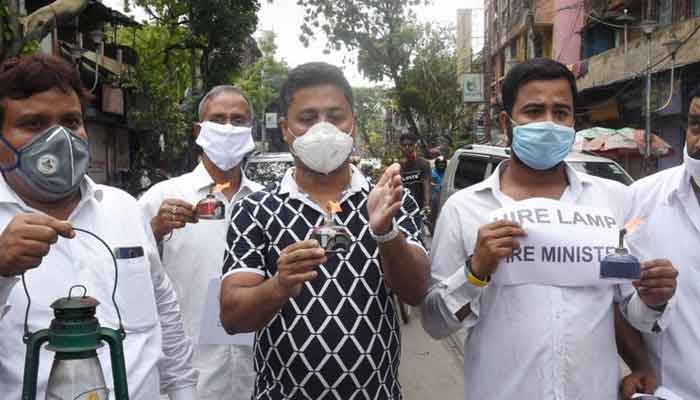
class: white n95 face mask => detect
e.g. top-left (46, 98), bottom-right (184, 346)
top-left (196, 121), bottom-right (255, 171)
top-left (289, 121), bottom-right (354, 175)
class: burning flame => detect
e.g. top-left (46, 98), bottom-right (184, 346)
top-left (623, 218), bottom-right (644, 234)
top-left (327, 201), bottom-right (342, 215)
top-left (214, 182), bottom-right (232, 193)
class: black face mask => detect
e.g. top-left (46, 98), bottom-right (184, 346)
top-left (0, 126), bottom-right (90, 201)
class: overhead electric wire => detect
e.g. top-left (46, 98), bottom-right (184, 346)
top-left (575, 20), bottom-right (700, 115)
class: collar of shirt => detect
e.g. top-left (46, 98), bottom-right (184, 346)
top-left (472, 160), bottom-right (593, 205)
top-left (665, 165), bottom-right (696, 205)
top-left (0, 174), bottom-right (103, 212)
top-left (188, 163), bottom-right (262, 200)
top-left (278, 164), bottom-right (370, 211)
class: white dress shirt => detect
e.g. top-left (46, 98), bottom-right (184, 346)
top-left (0, 175), bottom-right (197, 400)
top-left (139, 163), bottom-right (263, 400)
top-left (625, 165), bottom-right (699, 399)
top-left (421, 162), bottom-right (666, 400)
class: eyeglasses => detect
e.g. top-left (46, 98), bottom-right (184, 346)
top-left (208, 117), bottom-right (252, 127)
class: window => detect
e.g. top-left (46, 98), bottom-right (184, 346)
top-left (657, 0), bottom-right (673, 25)
top-left (582, 23), bottom-right (616, 59)
top-left (692, 0), bottom-right (700, 18)
top-left (454, 156), bottom-right (491, 189)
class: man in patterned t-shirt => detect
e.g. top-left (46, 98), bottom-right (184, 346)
top-left (220, 62), bottom-right (430, 400)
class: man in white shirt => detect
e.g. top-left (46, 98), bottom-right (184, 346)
top-left (618, 85), bottom-right (700, 399)
top-left (421, 57), bottom-right (678, 399)
top-left (139, 85), bottom-right (263, 400)
top-left (0, 54), bottom-right (197, 399)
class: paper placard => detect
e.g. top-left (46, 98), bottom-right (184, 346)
top-left (489, 198), bottom-right (619, 287)
top-left (199, 278), bottom-right (255, 346)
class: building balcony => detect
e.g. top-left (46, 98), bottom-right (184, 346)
top-left (577, 17), bottom-right (700, 91)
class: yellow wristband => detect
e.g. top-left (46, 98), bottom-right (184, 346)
top-left (467, 270), bottom-right (489, 287)
top-left (465, 257), bottom-right (490, 287)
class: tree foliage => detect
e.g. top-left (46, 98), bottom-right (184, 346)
top-left (297, 0), bottom-right (474, 158)
top-left (233, 31), bottom-right (289, 123)
top-left (297, 0), bottom-right (427, 144)
top-left (127, 0), bottom-right (261, 90)
top-left (353, 87), bottom-right (389, 158)
top-left (117, 24), bottom-right (192, 177)
top-left (117, 0), bottom-right (262, 178)
top-left (402, 24), bottom-right (471, 151)
top-left (1, 0), bottom-right (88, 63)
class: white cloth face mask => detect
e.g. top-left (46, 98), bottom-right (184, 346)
top-left (289, 121), bottom-right (354, 175)
top-left (196, 121), bottom-right (255, 171)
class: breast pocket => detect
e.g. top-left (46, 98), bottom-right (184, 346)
top-left (84, 255), bottom-right (159, 332)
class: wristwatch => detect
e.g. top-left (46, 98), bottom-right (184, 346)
top-left (370, 222), bottom-right (400, 244)
top-left (465, 255), bottom-right (490, 287)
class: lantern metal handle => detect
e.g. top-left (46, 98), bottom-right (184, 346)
top-left (21, 227), bottom-right (126, 342)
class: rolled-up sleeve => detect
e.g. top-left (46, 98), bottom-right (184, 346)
top-left (616, 282), bottom-right (672, 333)
top-left (421, 199), bottom-right (483, 339)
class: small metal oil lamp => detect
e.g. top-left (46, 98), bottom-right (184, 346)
top-left (600, 227), bottom-right (641, 280)
top-left (22, 286), bottom-right (129, 400)
top-left (196, 183), bottom-right (228, 220)
top-left (310, 201), bottom-right (352, 254)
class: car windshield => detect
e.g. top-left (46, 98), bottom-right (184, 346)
top-left (245, 159), bottom-right (294, 186)
top-left (568, 161), bottom-right (634, 185)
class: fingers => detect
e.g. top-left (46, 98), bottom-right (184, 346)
top-left (284, 257), bottom-right (329, 274)
top-left (640, 260), bottom-right (678, 279)
top-left (159, 199), bottom-right (197, 223)
top-left (377, 163), bottom-right (401, 187)
top-left (279, 246), bottom-right (326, 265)
top-left (281, 240), bottom-right (322, 255)
top-left (634, 260), bottom-right (678, 289)
top-left (45, 219), bottom-right (75, 238)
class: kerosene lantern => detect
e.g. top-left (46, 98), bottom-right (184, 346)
top-left (310, 201), bottom-right (352, 254)
top-left (196, 183), bottom-right (228, 220)
top-left (21, 228), bottom-right (129, 400)
top-left (600, 224), bottom-right (642, 280)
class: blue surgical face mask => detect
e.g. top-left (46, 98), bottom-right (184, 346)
top-left (510, 119), bottom-right (575, 170)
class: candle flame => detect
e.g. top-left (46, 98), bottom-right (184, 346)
top-left (623, 218), bottom-right (644, 234)
top-left (327, 201), bottom-right (342, 215)
top-left (214, 182), bottom-right (232, 193)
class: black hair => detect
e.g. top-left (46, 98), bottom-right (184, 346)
top-left (279, 62), bottom-right (353, 116)
top-left (0, 54), bottom-right (92, 125)
top-left (501, 58), bottom-right (578, 117)
top-left (689, 84), bottom-right (700, 105)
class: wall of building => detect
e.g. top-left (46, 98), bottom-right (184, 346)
top-left (578, 17), bottom-right (700, 90)
top-left (553, 0), bottom-right (585, 64)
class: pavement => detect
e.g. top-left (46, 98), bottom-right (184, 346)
top-left (399, 229), bottom-right (466, 399)
top-left (399, 307), bottom-right (466, 400)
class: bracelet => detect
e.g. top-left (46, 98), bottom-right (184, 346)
top-left (369, 222), bottom-right (400, 244)
top-left (464, 256), bottom-right (490, 287)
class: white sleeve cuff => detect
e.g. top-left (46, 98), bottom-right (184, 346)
top-left (442, 265), bottom-right (484, 318)
top-left (622, 292), bottom-right (672, 333)
top-left (167, 385), bottom-right (197, 400)
top-left (0, 276), bottom-right (19, 320)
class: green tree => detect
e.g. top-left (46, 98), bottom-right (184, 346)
top-left (297, 0), bottom-right (427, 148)
top-left (402, 24), bottom-right (472, 154)
top-left (233, 31), bottom-right (289, 124)
top-left (353, 87), bottom-right (389, 158)
top-left (127, 0), bottom-right (261, 91)
top-left (117, 23), bottom-right (192, 181)
top-left (1, 0), bottom-right (89, 63)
